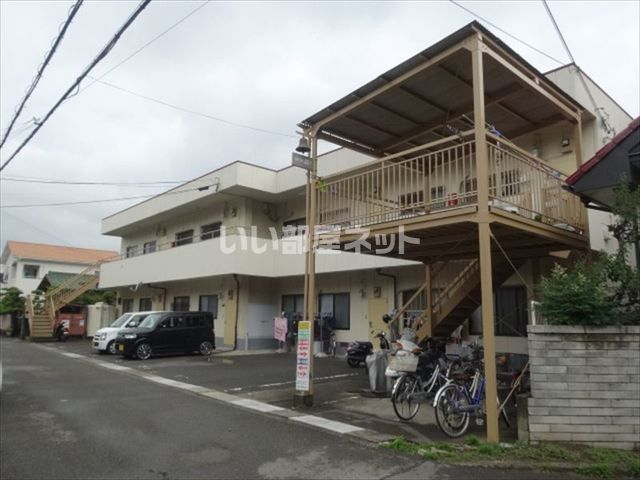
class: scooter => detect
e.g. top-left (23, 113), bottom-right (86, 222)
top-left (346, 331), bottom-right (390, 367)
top-left (54, 320), bottom-right (70, 342)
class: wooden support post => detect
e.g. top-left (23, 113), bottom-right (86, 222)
top-left (473, 35), bottom-right (500, 444)
top-left (424, 263), bottom-right (433, 337)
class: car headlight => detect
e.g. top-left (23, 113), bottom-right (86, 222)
top-left (124, 333), bottom-right (137, 339)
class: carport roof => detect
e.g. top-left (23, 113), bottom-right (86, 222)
top-left (299, 22), bottom-right (586, 157)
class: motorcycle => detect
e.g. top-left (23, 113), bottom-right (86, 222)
top-left (54, 320), bottom-right (70, 342)
top-left (346, 331), bottom-right (390, 367)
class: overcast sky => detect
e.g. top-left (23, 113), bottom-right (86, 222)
top-left (1, 0), bottom-right (638, 254)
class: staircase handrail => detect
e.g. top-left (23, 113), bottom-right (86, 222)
top-left (432, 259), bottom-right (479, 313)
top-left (389, 282), bottom-right (428, 328)
top-left (46, 261), bottom-right (103, 299)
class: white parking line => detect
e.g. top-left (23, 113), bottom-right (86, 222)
top-left (46, 346), bottom-right (368, 439)
top-left (60, 352), bottom-right (83, 359)
top-left (140, 375), bottom-right (210, 393)
top-left (93, 362), bottom-right (133, 372)
top-left (230, 398), bottom-right (285, 413)
top-left (292, 415), bottom-right (364, 434)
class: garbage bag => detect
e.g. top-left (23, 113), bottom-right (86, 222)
top-left (366, 350), bottom-right (392, 393)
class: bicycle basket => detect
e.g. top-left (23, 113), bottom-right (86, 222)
top-left (388, 354), bottom-right (419, 372)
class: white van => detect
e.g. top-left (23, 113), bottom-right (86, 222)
top-left (93, 311), bottom-right (163, 354)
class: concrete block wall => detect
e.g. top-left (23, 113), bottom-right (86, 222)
top-left (527, 325), bottom-right (640, 450)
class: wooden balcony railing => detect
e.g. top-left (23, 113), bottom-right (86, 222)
top-left (317, 133), bottom-right (586, 234)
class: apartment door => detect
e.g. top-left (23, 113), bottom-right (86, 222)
top-left (368, 298), bottom-right (388, 344)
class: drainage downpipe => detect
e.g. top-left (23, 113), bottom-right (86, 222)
top-left (376, 269), bottom-right (397, 309)
top-left (232, 274), bottom-right (240, 351)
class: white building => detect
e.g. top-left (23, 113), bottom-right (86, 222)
top-left (0, 241), bottom-right (117, 294)
top-left (98, 51), bottom-right (633, 353)
top-left (99, 151), bottom-right (425, 349)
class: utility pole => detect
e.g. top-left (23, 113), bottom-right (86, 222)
top-left (293, 133), bottom-right (317, 407)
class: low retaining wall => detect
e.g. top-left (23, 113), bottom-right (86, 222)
top-left (527, 325), bottom-right (640, 450)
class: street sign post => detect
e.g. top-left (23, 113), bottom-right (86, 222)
top-left (292, 151), bottom-right (312, 171)
top-left (295, 320), bottom-right (311, 391)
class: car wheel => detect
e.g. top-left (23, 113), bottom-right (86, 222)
top-left (107, 341), bottom-right (117, 355)
top-left (136, 343), bottom-right (152, 360)
top-left (199, 341), bottom-right (214, 356)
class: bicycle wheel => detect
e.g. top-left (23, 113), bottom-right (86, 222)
top-left (391, 374), bottom-right (421, 421)
top-left (435, 384), bottom-right (471, 438)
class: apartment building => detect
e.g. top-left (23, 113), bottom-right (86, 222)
top-left (99, 23), bottom-right (632, 353)
top-left (1, 241), bottom-right (117, 294)
top-left (99, 151), bottom-right (426, 349)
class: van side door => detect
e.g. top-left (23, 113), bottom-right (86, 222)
top-left (154, 316), bottom-right (175, 353)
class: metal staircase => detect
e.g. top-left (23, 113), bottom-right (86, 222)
top-left (390, 257), bottom-right (524, 343)
top-left (25, 262), bottom-right (102, 339)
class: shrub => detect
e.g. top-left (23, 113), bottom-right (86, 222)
top-left (537, 262), bottom-right (613, 325)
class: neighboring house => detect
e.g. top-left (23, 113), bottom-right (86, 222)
top-left (0, 241), bottom-right (117, 294)
top-left (566, 116), bottom-right (640, 266)
top-left (99, 22), bottom-right (633, 353)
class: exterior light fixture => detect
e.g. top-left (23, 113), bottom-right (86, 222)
top-left (296, 136), bottom-right (311, 154)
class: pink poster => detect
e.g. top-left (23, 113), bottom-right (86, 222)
top-left (274, 317), bottom-right (287, 343)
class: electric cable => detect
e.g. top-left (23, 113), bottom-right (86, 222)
top-left (89, 77), bottom-right (297, 138)
top-left (0, 0), bottom-right (153, 173)
top-left (0, 182), bottom-right (219, 209)
top-left (79, 0), bottom-right (210, 94)
top-left (448, 0), bottom-right (565, 65)
top-left (0, 0), bottom-right (84, 149)
top-left (1, 210), bottom-right (76, 247)
top-left (0, 175), bottom-right (187, 186)
top-left (541, 0), bottom-right (616, 137)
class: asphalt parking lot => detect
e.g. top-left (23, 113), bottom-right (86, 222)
top-left (44, 338), bottom-right (518, 444)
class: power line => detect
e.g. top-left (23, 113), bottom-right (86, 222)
top-left (448, 0), bottom-right (565, 65)
top-left (1, 175), bottom-right (187, 186)
top-left (541, 0), bottom-right (616, 138)
top-left (540, 0), bottom-right (574, 63)
top-left (80, 0), bottom-right (211, 94)
top-left (90, 77), bottom-right (297, 138)
top-left (0, 0), bottom-right (153, 173)
top-left (1, 210), bottom-right (76, 247)
top-left (0, 182), bottom-right (219, 209)
top-left (0, 0), bottom-right (84, 149)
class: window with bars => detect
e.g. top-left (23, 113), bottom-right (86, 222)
top-left (143, 241), bottom-right (156, 254)
top-left (282, 294), bottom-right (304, 318)
top-left (173, 296), bottom-right (190, 311)
top-left (122, 298), bottom-right (134, 313)
top-left (175, 230), bottom-right (194, 246)
top-left (139, 298), bottom-right (152, 311)
top-left (318, 293), bottom-right (350, 330)
top-left (201, 222), bottom-right (222, 241)
top-left (125, 245), bottom-right (139, 258)
top-left (199, 295), bottom-right (218, 318)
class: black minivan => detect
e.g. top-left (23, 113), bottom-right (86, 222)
top-left (115, 311), bottom-right (215, 360)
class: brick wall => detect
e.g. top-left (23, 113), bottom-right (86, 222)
top-left (527, 325), bottom-right (640, 450)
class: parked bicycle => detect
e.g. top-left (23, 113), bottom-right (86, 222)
top-left (433, 363), bottom-right (510, 438)
top-left (388, 338), bottom-right (454, 421)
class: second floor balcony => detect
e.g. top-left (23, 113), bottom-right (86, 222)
top-left (318, 131), bottom-right (587, 236)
